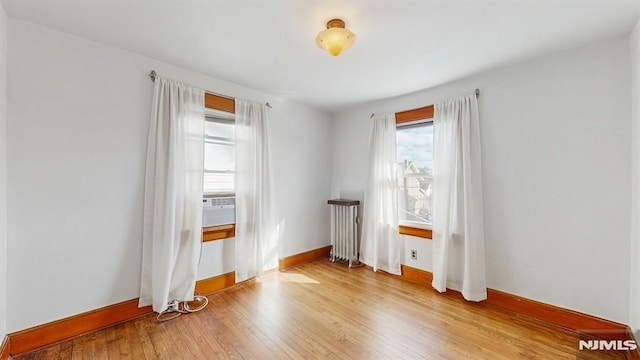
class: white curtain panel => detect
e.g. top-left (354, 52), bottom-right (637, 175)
top-left (235, 99), bottom-right (277, 282)
top-left (432, 94), bottom-right (486, 301)
top-left (139, 76), bottom-right (205, 313)
top-left (360, 114), bottom-right (401, 275)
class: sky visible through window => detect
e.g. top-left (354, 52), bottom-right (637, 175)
top-left (396, 123), bottom-right (433, 174)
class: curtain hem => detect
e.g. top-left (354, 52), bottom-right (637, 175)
top-left (359, 258), bottom-right (402, 276)
top-left (432, 280), bottom-right (447, 293)
top-left (462, 291), bottom-right (487, 302)
top-left (138, 297), bottom-right (151, 308)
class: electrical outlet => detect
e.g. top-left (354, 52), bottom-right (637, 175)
top-left (410, 249), bottom-right (417, 260)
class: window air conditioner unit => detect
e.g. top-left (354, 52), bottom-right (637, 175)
top-left (202, 196), bottom-right (235, 227)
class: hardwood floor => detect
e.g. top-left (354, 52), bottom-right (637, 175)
top-left (17, 260), bottom-right (623, 359)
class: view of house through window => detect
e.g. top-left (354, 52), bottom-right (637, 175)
top-left (396, 121), bottom-right (433, 227)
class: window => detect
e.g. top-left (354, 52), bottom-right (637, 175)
top-left (396, 121), bottom-right (434, 228)
top-left (204, 115), bottom-right (235, 195)
top-left (202, 112), bottom-right (237, 241)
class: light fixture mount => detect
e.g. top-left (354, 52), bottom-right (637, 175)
top-left (315, 18), bottom-right (356, 57)
top-left (326, 18), bottom-right (346, 29)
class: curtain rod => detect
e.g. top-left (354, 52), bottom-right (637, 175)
top-left (370, 88), bottom-right (480, 118)
top-left (149, 70), bottom-right (272, 109)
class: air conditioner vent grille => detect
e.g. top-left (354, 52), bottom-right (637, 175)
top-left (203, 197), bottom-right (235, 227)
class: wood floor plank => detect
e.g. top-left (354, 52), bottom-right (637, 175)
top-left (57, 342), bottom-right (72, 360)
top-left (104, 326), bottom-right (119, 359)
top-left (15, 260), bottom-right (627, 359)
top-left (269, 278), bottom-right (394, 359)
top-left (223, 287), bottom-right (336, 359)
top-left (134, 317), bottom-right (158, 359)
top-left (92, 330), bottom-right (109, 360)
top-left (70, 336), bottom-right (83, 360)
top-left (184, 312), bottom-right (232, 359)
top-left (215, 294), bottom-right (291, 360)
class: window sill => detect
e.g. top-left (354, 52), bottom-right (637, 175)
top-left (399, 225), bottom-right (432, 239)
top-left (202, 224), bottom-right (235, 242)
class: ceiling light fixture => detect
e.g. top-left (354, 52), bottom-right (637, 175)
top-left (315, 18), bottom-right (355, 56)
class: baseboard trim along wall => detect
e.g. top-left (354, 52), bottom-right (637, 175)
top-left (9, 298), bottom-right (153, 356)
top-left (279, 245), bottom-right (332, 270)
top-left (5, 246), bottom-right (332, 357)
top-left (4, 256), bottom-right (636, 357)
top-left (8, 271), bottom-right (237, 357)
top-left (195, 271), bottom-right (236, 295)
top-left (400, 264), bottom-right (638, 357)
top-left (0, 336), bottom-right (9, 360)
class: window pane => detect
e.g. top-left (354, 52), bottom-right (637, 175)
top-left (204, 173), bottom-right (234, 194)
top-left (204, 118), bottom-right (235, 194)
top-left (397, 123), bottom-right (433, 225)
top-left (204, 143), bottom-right (234, 171)
top-left (205, 120), bottom-right (234, 139)
top-left (396, 124), bottom-right (433, 175)
top-left (398, 176), bottom-right (433, 224)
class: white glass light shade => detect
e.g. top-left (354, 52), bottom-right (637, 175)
top-left (315, 19), bottom-right (356, 56)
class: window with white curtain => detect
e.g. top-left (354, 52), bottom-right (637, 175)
top-left (396, 121), bottom-right (433, 227)
top-left (202, 102), bottom-right (237, 238)
top-left (204, 114), bottom-right (235, 195)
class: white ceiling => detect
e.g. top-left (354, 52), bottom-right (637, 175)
top-left (3, 0), bottom-right (640, 111)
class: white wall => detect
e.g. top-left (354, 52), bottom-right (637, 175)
top-left (271, 99), bottom-right (334, 257)
top-left (332, 37), bottom-right (631, 324)
top-left (6, 18), bottom-right (332, 332)
top-left (0, 0), bottom-right (7, 344)
top-left (630, 19), bottom-right (640, 335)
top-left (196, 239), bottom-right (235, 280)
